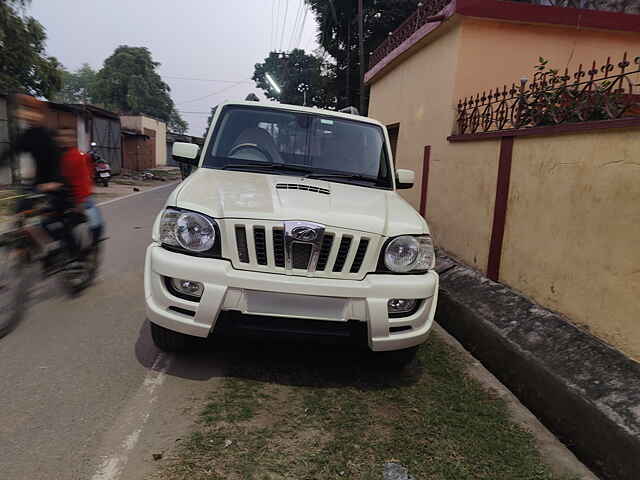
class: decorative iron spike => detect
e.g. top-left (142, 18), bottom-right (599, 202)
top-left (619, 51), bottom-right (630, 71)
top-left (562, 68), bottom-right (569, 84)
top-left (588, 60), bottom-right (598, 78)
top-left (481, 91), bottom-right (487, 103)
top-left (574, 64), bottom-right (585, 82)
top-left (601, 56), bottom-right (614, 77)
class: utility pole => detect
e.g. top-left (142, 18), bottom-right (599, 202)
top-left (358, 0), bottom-right (365, 115)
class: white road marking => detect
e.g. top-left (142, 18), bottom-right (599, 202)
top-left (97, 182), bottom-right (177, 207)
top-left (90, 353), bottom-right (170, 480)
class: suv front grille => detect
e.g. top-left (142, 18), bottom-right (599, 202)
top-left (332, 237), bottom-right (352, 272)
top-left (228, 222), bottom-right (377, 279)
top-left (253, 226), bottom-right (268, 265)
top-left (272, 228), bottom-right (285, 267)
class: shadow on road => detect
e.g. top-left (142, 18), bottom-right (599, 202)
top-left (135, 319), bottom-right (423, 390)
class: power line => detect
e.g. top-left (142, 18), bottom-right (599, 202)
top-left (280, 0), bottom-right (289, 51)
top-left (289, 0), bottom-right (304, 50)
top-left (176, 82), bottom-right (247, 105)
top-left (274, 0), bottom-right (281, 51)
top-left (270, 0), bottom-right (276, 50)
top-left (297, 4), bottom-right (310, 49)
top-left (164, 75), bottom-right (252, 84)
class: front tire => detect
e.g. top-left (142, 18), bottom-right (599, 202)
top-left (102, 179), bottom-right (109, 187)
top-left (0, 245), bottom-right (30, 338)
top-left (150, 322), bottom-right (196, 352)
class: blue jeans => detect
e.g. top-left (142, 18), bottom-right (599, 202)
top-left (83, 196), bottom-right (104, 241)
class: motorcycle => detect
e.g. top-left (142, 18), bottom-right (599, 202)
top-left (88, 142), bottom-right (111, 187)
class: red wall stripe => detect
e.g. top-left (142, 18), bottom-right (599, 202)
top-left (420, 145), bottom-right (431, 217)
top-left (487, 136), bottom-right (514, 281)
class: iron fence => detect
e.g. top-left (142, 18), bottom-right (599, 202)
top-left (455, 52), bottom-right (640, 135)
top-left (369, 0), bottom-right (451, 69)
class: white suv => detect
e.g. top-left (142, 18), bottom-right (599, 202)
top-left (145, 101), bottom-right (438, 365)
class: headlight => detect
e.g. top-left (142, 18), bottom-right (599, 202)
top-left (384, 235), bottom-right (434, 273)
top-left (159, 209), bottom-right (216, 253)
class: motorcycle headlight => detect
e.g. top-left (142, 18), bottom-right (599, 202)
top-left (159, 209), bottom-right (216, 253)
top-left (383, 235), bottom-right (435, 273)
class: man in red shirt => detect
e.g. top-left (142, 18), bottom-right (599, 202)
top-left (57, 129), bottom-right (104, 242)
top-left (58, 130), bottom-right (92, 206)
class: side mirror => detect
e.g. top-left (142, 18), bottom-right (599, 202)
top-left (395, 169), bottom-right (415, 189)
top-left (172, 142), bottom-right (199, 166)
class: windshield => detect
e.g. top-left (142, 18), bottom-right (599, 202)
top-left (203, 105), bottom-right (393, 189)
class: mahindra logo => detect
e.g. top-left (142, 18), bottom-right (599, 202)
top-left (284, 221), bottom-right (326, 273)
top-left (291, 226), bottom-right (318, 242)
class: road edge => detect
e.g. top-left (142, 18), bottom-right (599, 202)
top-left (434, 252), bottom-right (640, 480)
top-left (97, 182), bottom-right (178, 207)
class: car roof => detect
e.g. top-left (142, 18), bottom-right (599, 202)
top-left (217, 100), bottom-right (385, 128)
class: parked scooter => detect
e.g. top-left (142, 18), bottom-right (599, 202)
top-left (88, 142), bottom-right (111, 187)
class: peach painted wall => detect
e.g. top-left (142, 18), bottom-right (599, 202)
top-left (454, 18), bottom-right (640, 103)
top-left (502, 129), bottom-right (640, 361)
top-left (368, 23), bottom-right (501, 272)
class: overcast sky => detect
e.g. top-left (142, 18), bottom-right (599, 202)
top-left (28, 0), bottom-right (319, 136)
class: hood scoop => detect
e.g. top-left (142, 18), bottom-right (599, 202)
top-left (276, 183), bottom-right (330, 195)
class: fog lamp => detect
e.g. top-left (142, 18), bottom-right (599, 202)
top-left (387, 298), bottom-right (418, 315)
top-left (170, 278), bottom-right (204, 299)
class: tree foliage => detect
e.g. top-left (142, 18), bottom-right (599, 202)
top-left (305, 0), bottom-right (421, 112)
top-left (253, 49), bottom-right (336, 109)
top-left (92, 46), bottom-right (187, 132)
top-left (0, 0), bottom-right (62, 98)
top-left (54, 63), bottom-right (96, 104)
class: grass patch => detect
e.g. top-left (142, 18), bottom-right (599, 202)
top-left (152, 336), bottom-right (573, 480)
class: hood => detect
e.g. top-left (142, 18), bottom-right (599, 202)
top-left (175, 169), bottom-right (427, 236)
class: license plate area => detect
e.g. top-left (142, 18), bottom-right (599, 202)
top-left (244, 290), bottom-right (347, 321)
top-left (99, 173), bottom-right (110, 177)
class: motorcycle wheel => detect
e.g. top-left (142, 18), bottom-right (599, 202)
top-left (0, 243), bottom-right (31, 338)
top-left (61, 242), bottom-right (101, 296)
top-left (102, 179), bottom-right (109, 187)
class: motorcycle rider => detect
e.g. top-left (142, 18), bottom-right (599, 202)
top-left (0, 94), bottom-right (78, 256)
top-left (57, 129), bottom-right (105, 243)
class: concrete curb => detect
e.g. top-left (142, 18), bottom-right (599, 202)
top-left (434, 253), bottom-right (640, 480)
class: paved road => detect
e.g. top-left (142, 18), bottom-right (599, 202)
top-left (0, 184), bottom-right (223, 480)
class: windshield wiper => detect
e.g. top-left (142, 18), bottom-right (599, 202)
top-left (222, 162), bottom-right (313, 174)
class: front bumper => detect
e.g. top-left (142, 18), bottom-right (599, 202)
top-left (144, 244), bottom-right (439, 352)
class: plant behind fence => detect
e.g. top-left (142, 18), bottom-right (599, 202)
top-left (455, 52), bottom-right (640, 135)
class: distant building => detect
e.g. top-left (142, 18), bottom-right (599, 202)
top-left (120, 115), bottom-right (167, 170)
top-left (46, 102), bottom-right (122, 174)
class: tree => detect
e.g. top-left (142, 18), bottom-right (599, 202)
top-left (92, 46), bottom-right (187, 131)
top-left (252, 49), bottom-right (337, 109)
top-left (54, 63), bottom-right (96, 104)
top-left (0, 0), bottom-right (62, 98)
top-left (203, 106), bottom-right (218, 137)
top-left (305, 0), bottom-right (422, 113)
top-left (168, 109), bottom-right (188, 134)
